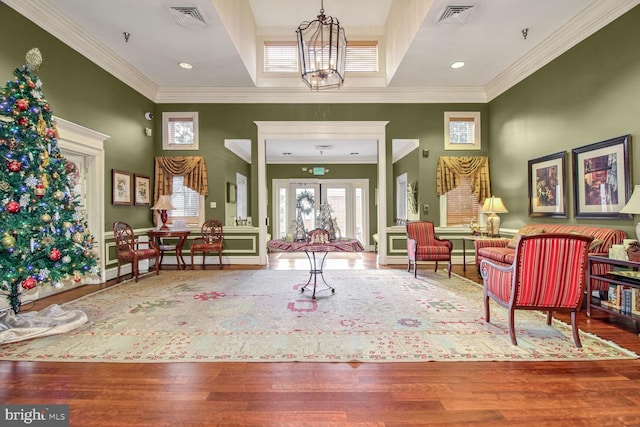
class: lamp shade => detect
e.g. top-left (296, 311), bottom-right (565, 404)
top-left (151, 195), bottom-right (175, 211)
top-left (620, 185), bottom-right (640, 214)
top-left (481, 196), bottom-right (508, 214)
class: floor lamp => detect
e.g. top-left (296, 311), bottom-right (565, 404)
top-left (482, 196), bottom-right (508, 237)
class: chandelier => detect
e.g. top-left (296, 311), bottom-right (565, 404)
top-left (296, 0), bottom-right (347, 90)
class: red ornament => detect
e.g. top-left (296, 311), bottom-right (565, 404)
top-left (17, 117), bottom-right (28, 126)
top-left (47, 128), bottom-right (56, 138)
top-left (8, 160), bottom-right (22, 172)
top-left (15, 99), bottom-right (28, 111)
top-left (6, 201), bottom-right (20, 214)
top-left (21, 277), bottom-right (37, 290)
top-left (49, 248), bottom-right (62, 261)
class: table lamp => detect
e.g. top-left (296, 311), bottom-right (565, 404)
top-left (151, 195), bottom-right (175, 230)
top-left (481, 196), bottom-right (508, 237)
top-left (619, 184), bottom-right (640, 240)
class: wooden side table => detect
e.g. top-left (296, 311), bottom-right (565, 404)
top-left (147, 229), bottom-right (191, 270)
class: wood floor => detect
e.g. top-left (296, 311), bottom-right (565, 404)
top-left (2, 254), bottom-right (640, 426)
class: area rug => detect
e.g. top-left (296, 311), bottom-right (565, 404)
top-left (0, 269), bottom-right (636, 362)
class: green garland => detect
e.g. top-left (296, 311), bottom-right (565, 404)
top-left (296, 190), bottom-right (315, 214)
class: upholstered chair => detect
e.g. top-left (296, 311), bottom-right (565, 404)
top-left (191, 219), bottom-right (224, 269)
top-left (406, 221), bottom-right (453, 278)
top-left (113, 221), bottom-right (160, 283)
top-left (480, 233), bottom-right (593, 347)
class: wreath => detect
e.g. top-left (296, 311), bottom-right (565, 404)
top-left (296, 190), bottom-right (315, 215)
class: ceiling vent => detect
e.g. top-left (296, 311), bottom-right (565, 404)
top-left (169, 6), bottom-right (208, 26)
top-left (438, 5), bottom-right (475, 23)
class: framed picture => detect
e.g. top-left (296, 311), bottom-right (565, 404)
top-left (112, 169), bottom-right (132, 206)
top-left (572, 135), bottom-right (632, 219)
top-left (134, 174), bottom-right (151, 206)
top-left (528, 151), bottom-right (567, 218)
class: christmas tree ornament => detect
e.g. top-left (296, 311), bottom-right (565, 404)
top-left (62, 221), bottom-right (72, 229)
top-left (21, 276), bottom-right (37, 290)
top-left (61, 255), bottom-right (71, 264)
top-left (15, 99), bottom-right (28, 111)
top-left (7, 201), bottom-right (20, 213)
top-left (40, 213), bottom-right (51, 222)
top-left (53, 190), bottom-right (64, 200)
top-left (72, 232), bottom-right (83, 243)
top-left (49, 248), bottom-right (61, 261)
top-left (2, 234), bottom-right (16, 247)
top-left (25, 47), bottom-right (43, 71)
top-left (8, 160), bottom-right (22, 172)
top-left (35, 184), bottom-right (45, 197)
top-left (52, 281), bottom-right (63, 289)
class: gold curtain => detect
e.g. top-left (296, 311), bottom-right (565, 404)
top-left (154, 156), bottom-right (208, 201)
top-left (436, 156), bottom-right (491, 203)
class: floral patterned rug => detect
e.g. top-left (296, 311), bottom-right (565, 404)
top-left (0, 269), bottom-right (636, 362)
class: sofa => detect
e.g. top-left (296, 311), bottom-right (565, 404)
top-left (474, 223), bottom-right (627, 291)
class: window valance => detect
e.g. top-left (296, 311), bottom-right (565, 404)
top-left (436, 156), bottom-right (491, 203)
top-left (154, 156), bottom-right (208, 200)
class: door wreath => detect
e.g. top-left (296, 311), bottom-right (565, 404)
top-left (296, 191), bottom-right (315, 214)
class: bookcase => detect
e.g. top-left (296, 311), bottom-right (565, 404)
top-left (586, 255), bottom-right (640, 320)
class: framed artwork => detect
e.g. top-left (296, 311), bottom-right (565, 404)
top-left (528, 151), bottom-right (567, 218)
top-left (112, 169), bottom-right (132, 206)
top-left (134, 174), bottom-right (151, 206)
top-left (572, 135), bottom-right (632, 219)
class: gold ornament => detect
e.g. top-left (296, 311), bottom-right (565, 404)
top-left (1, 234), bottom-right (16, 247)
top-left (53, 190), bottom-right (65, 200)
top-left (25, 48), bottom-right (43, 71)
top-left (37, 113), bottom-right (47, 136)
top-left (63, 221), bottom-right (73, 229)
top-left (72, 232), bottom-right (83, 243)
top-left (41, 213), bottom-right (52, 223)
top-left (39, 149), bottom-right (50, 166)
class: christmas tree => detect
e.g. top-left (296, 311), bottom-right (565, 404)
top-left (0, 48), bottom-right (99, 313)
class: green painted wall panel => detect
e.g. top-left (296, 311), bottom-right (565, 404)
top-left (488, 5), bottom-right (640, 237)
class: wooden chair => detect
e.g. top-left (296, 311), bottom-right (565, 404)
top-left (406, 221), bottom-right (453, 278)
top-left (113, 221), bottom-right (159, 283)
top-left (191, 219), bottom-right (224, 269)
top-left (480, 233), bottom-right (593, 347)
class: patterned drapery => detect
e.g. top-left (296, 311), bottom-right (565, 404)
top-left (154, 156), bottom-right (208, 201)
top-left (436, 156), bottom-right (491, 203)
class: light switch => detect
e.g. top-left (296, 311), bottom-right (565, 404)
top-left (423, 204), bottom-right (429, 214)
top-left (210, 202), bottom-right (217, 208)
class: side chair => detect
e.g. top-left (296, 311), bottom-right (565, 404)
top-left (406, 221), bottom-right (453, 278)
top-left (480, 233), bottom-right (593, 347)
top-left (113, 221), bottom-right (160, 283)
top-left (191, 219), bottom-right (224, 269)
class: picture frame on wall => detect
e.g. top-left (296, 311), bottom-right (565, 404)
top-left (527, 151), bottom-right (567, 218)
top-left (134, 174), bottom-right (151, 206)
top-left (572, 135), bottom-right (632, 219)
top-left (112, 169), bottom-right (133, 206)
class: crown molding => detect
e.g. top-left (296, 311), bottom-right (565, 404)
top-left (4, 0), bottom-right (158, 101)
top-left (153, 86), bottom-right (488, 104)
top-left (485, 0), bottom-right (640, 101)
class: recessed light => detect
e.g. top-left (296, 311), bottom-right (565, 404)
top-left (450, 61), bottom-right (465, 69)
top-left (179, 62), bottom-right (194, 70)
top-left (350, 152), bottom-right (359, 155)
top-left (282, 152), bottom-right (292, 156)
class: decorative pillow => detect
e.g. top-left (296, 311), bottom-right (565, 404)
top-left (507, 225), bottom-right (546, 249)
top-left (568, 230), bottom-right (604, 251)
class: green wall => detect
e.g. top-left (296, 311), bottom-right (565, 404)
top-left (0, 4), bottom-right (155, 232)
top-left (488, 4), bottom-right (640, 238)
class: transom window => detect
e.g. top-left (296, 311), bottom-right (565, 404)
top-left (162, 112), bottom-right (199, 151)
top-left (263, 41), bottom-right (379, 73)
top-left (444, 111), bottom-right (481, 151)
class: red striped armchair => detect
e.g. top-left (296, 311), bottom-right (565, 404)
top-left (407, 221), bottom-right (453, 278)
top-left (480, 233), bottom-right (593, 347)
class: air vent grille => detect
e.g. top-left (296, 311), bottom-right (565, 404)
top-left (438, 5), bottom-right (475, 23)
top-left (169, 6), bottom-right (208, 26)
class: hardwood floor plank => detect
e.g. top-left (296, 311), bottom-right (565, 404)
top-left (1, 256), bottom-right (639, 426)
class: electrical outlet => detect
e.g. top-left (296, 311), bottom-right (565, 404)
top-left (423, 204), bottom-right (430, 214)
top-left (210, 202), bottom-right (216, 208)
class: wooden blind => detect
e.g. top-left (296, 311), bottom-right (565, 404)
top-left (446, 175), bottom-right (480, 226)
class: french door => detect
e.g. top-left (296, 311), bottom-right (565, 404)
top-left (272, 179), bottom-right (369, 247)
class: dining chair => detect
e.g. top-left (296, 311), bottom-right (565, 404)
top-left (113, 221), bottom-right (159, 282)
top-left (190, 219), bottom-right (224, 269)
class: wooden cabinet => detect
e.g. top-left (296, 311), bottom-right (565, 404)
top-left (586, 255), bottom-right (640, 320)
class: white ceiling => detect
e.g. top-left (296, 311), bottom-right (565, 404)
top-left (4, 0), bottom-right (639, 162)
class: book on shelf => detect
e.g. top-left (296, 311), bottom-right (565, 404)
top-left (621, 287), bottom-right (633, 315)
top-left (601, 284), bottom-right (621, 309)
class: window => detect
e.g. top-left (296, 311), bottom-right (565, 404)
top-left (263, 41), bottom-right (379, 73)
top-left (162, 112), bottom-right (199, 150)
top-left (444, 111), bottom-right (481, 151)
top-left (439, 175), bottom-right (482, 227)
top-left (396, 173), bottom-right (408, 222)
top-left (165, 176), bottom-right (204, 227)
